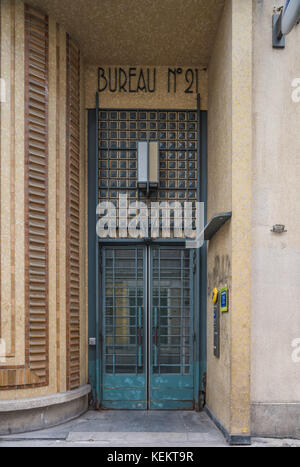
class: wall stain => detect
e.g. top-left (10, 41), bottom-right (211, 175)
top-left (207, 255), bottom-right (231, 296)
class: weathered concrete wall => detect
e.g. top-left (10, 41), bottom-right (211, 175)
top-left (251, 0), bottom-right (300, 437)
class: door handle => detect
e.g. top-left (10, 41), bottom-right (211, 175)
top-left (138, 325), bottom-right (143, 347)
top-left (153, 307), bottom-right (159, 366)
top-left (137, 307), bottom-right (143, 367)
top-left (153, 325), bottom-right (159, 347)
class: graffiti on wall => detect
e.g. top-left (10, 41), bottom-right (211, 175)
top-left (207, 255), bottom-right (231, 297)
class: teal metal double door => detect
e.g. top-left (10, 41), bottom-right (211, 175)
top-left (100, 244), bottom-right (195, 410)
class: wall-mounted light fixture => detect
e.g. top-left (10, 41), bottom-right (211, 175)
top-left (271, 224), bottom-right (287, 234)
top-left (273, 0), bottom-right (300, 48)
top-left (138, 141), bottom-right (159, 196)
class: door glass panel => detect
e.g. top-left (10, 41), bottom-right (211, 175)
top-left (152, 248), bottom-right (192, 375)
top-left (104, 247), bottom-right (144, 374)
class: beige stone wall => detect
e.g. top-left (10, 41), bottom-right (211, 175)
top-left (0, 0), bottom-right (87, 399)
top-left (252, 0), bottom-right (300, 404)
top-left (207, 0), bottom-right (232, 433)
top-left (207, 0), bottom-right (252, 437)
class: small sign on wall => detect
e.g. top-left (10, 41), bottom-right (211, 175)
top-left (220, 287), bottom-right (229, 313)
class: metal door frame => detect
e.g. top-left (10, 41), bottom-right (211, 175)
top-left (99, 242), bottom-right (195, 410)
top-left (88, 96), bottom-right (207, 409)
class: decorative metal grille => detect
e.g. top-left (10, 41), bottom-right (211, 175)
top-left (152, 247), bottom-right (192, 375)
top-left (98, 109), bottom-right (199, 238)
top-left (103, 247), bottom-right (145, 374)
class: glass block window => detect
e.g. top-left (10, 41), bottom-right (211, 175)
top-left (98, 110), bottom-right (199, 238)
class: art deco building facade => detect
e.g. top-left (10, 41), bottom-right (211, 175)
top-left (0, 0), bottom-right (299, 443)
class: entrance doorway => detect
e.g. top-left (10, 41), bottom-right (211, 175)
top-left (100, 244), bottom-right (194, 409)
top-left (88, 100), bottom-right (207, 410)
